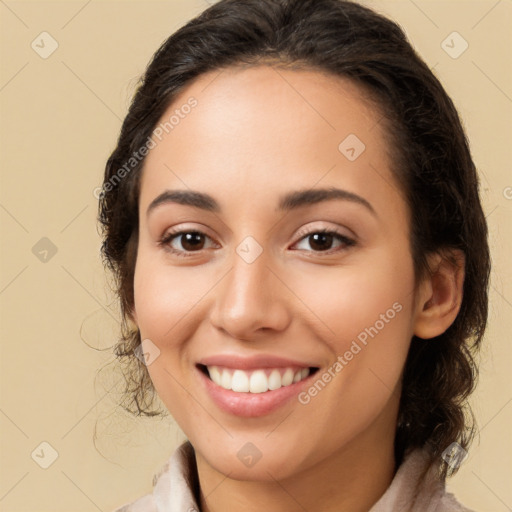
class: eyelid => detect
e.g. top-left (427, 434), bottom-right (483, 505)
top-left (158, 226), bottom-right (218, 258)
top-left (294, 223), bottom-right (356, 244)
top-left (291, 226), bottom-right (356, 254)
top-left (159, 223), bottom-right (356, 258)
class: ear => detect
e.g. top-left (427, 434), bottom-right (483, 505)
top-left (413, 249), bottom-right (465, 340)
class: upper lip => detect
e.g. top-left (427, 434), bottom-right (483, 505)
top-left (197, 354), bottom-right (317, 371)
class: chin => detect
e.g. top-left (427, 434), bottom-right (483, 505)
top-left (193, 434), bottom-right (316, 482)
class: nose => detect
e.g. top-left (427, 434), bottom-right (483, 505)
top-left (209, 245), bottom-right (291, 341)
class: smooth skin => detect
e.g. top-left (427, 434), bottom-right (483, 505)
top-left (132, 65), bottom-right (464, 512)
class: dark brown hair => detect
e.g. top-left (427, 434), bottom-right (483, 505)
top-left (99, 0), bottom-right (490, 479)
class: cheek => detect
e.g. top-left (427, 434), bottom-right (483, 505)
top-left (132, 252), bottom-right (208, 423)
top-left (289, 251), bottom-right (415, 348)
top-left (276, 274), bottom-right (412, 475)
top-left (288, 248), bottom-right (415, 414)
top-left (133, 251), bottom-right (210, 341)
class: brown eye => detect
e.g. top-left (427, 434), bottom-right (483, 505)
top-left (175, 232), bottom-right (206, 251)
top-left (308, 232), bottom-right (335, 251)
top-left (159, 230), bottom-right (216, 257)
top-left (293, 229), bottom-right (356, 254)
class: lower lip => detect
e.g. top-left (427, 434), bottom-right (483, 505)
top-left (196, 366), bottom-right (315, 418)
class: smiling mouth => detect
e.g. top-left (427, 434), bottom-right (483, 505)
top-left (197, 364), bottom-right (319, 393)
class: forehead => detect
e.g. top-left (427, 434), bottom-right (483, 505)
top-left (159, 64), bottom-right (384, 149)
top-left (139, 65), bottom-right (404, 223)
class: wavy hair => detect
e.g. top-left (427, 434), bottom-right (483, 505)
top-left (99, 0), bottom-right (490, 479)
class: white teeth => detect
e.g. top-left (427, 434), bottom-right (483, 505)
top-left (231, 370), bottom-right (249, 392)
top-left (209, 366), bottom-right (221, 385)
top-left (206, 365), bottom-right (311, 393)
top-left (249, 370), bottom-right (267, 393)
top-left (268, 369), bottom-right (281, 390)
top-left (220, 369), bottom-right (232, 390)
top-left (281, 368), bottom-right (294, 386)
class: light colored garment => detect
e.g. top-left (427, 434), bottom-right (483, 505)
top-left (112, 441), bottom-right (475, 512)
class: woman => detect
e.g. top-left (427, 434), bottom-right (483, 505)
top-left (100, 0), bottom-right (490, 510)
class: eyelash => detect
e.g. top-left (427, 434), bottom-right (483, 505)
top-left (158, 228), bottom-right (356, 258)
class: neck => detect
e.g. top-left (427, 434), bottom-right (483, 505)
top-left (195, 408), bottom-right (398, 512)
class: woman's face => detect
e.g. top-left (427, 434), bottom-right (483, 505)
top-left (133, 65), bottom-right (425, 481)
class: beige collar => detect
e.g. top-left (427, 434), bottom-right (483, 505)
top-left (119, 441), bottom-right (473, 512)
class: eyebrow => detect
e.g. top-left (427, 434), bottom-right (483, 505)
top-left (146, 187), bottom-right (376, 217)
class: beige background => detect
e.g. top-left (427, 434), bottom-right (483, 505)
top-left (0, 0), bottom-right (510, 510)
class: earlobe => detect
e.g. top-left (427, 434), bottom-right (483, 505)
top-left (413, 249), bottom-right (465, 340)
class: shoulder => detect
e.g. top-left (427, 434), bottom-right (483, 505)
top-left (412, 449), bottom-right (476, 512)
top-left (370, 448), bottom-right (476, 512)
top-left (109, 441), bottom-right (198, 512)
top-left (111, 492), bottom-right (156, 512)
top-left (434, 490), bottom-right (475, 512)
top-left (108, 456), bottom-right (170, 512)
